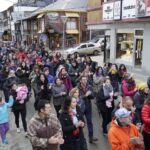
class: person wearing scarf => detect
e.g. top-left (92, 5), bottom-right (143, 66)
top-left (59, 96), bottom-right (86, 150)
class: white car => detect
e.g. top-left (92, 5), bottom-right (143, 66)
top-left (89, 37), bottom-right (104, 50)
top-left (66, 43), bottom-right (101, 56)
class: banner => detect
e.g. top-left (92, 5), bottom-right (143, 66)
top-left (103, 2), bottom-right (114, 20)
top-left (114, 0), bottom-right (121, 20)
top-left (137, 0), bottom-right (150, 17)
top-left (122, 0), bottom-right (136, 19)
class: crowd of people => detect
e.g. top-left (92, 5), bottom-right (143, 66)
top-left (0, 43), bottom-right (150, 150)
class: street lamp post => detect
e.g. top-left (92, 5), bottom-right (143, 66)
top-left (61, 16), bottom-right (67, 53)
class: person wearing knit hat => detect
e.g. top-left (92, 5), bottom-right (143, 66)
top-left (133, 82), bottom-right (149, 125)
top-left (137, 82), bottom-right (148, 91)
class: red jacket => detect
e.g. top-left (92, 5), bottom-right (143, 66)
top-left (122, 80), bottom-right (137, 98)
top-left (142, 104), bottom-right (150, 134)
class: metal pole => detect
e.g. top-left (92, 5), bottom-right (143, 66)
top-left (62, 22), bottom-right (65, 50)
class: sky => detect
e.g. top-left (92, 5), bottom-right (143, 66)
top-left (0, 0), bottom-right (18, 12)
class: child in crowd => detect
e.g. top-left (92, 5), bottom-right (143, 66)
top-left (0, 96), bottom-right (14, 144)
top-left (16, 84), bottom-right (28, 101)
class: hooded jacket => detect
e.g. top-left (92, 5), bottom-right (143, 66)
top-left (108, 120), bottom-right (144, 150)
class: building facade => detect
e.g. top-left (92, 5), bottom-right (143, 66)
top-left (87, 0), bottom-right (150, 75)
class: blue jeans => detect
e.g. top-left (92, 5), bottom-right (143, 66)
top-left (84, 104), bottom-right (93, 137)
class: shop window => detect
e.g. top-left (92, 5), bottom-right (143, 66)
top-left (66, 18), bottom-right (77, 30)
top-left (116, 29), bottom-right (134, 63)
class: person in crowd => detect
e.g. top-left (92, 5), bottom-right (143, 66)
top-left (93, 66), bottom-right (104, 95)
top-left (112, 96), bottom-right (135, 119)
top-left (103, 62), bottom-right (112, 76)
top-left (43, 67), bottom-right (54, 99)
top-left (68, 60), bottom-right (79, 87)
top-left (96, 77), bottom-right (114, 136)
top-left (118, 64), bottom-right (127, 84)
top-left (142, 93), bottom-right (150, 150)
top-left (122, 73), bottom-right (137, 98)
top-left (59, 96), bottom-right (87, 150)
top-left (69, 87), bottom-right (85, 114)
top-left (0, 96), bottom-right (14, 144)
top-left (57, 66), bottom-right (72, 92)
top-left (52, 77), bottom-right (67, 117)
top-left (3, 69), bottom-right (18, 102)
top-left (1, 66), bottom-right (10, 102)
top-left (108, 64), bottom-right (119, 94)
top-left (34, 73), bottom-right (51, 109)
top-left (9, 82), bottom-right (28, 136)
top-left (108, 108), bottom-right (144, 150)
top-left (147, 76), bottom-right (150, 89)
top-left (133, 82), bottom-right (149, 125)
top-left (29, 65), bottom-right (40, 91)
top-left (28, 100), bottom-right (64, 150)
top-left (78, 76), bottom-right (98, 143)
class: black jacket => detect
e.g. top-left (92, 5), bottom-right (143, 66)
top-left (96, 85), bottom-right (114, 112)
top-left (59, 107), bottom-right (86, 150)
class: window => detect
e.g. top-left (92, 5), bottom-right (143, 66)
top-left (66, 18), bottom-right (77, 30)
top-left (23, 21), bottom-right (27, 30)
top-left (79, 44), bottom-right (87, 49)
top-left (88, 44), bottom-right (95, 47)
top-left (116, 29), bottom-right (134, 63)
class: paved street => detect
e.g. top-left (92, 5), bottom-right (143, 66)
top-left (0, 91), bottom-right (110, 150)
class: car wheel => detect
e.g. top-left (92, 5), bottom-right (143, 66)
top-left (93, 50), bottom-right (99, 56)
top-left (74, 52), bottom-right (79, 56)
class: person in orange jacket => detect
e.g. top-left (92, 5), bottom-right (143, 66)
top-left (108, 108), bottom-right (144, 150)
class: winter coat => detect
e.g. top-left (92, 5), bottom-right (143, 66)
top-left (34, 79), bottom-right (50, 100)
top-left (93, 74), bottom-right (104, 94)
top-left (59, 75), bottom-right (72, 92)
top-left (122, 80), bottom-right (137, 98)
top-left (108, 120), bottom-right (144, 150)
top-left (108, 72), bottom-right (119, 92)
top-left (78, 83), bottom-right (94, 111)
top-left (59, 107), bottom-right (86, 150)
top-left (52, 84), bottom-right (67, 106)
top-left (142, 104), bottom-right (150, 134)
top-left (0, 97), bottom-right (14, 124)
top-left (15, 66), bottom-right (30, 86)
top-left (16, 85), bottom-right (28, 101)
top-left (10, 90), bottom-right (27, 111)
top-left (68, 66), bottom-right (79, 87)
top-left (28, 113), bottom-right (62, 150)
top-left (133, 91), bottom-right (145, 124)
top-left (96, 85), bottom-right (114, 113)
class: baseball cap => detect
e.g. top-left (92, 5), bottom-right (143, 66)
top-left (115, 108), bottom-right (131, 119)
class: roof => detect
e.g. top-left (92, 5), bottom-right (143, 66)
top-left (37, 0), bottom-right (88, 13)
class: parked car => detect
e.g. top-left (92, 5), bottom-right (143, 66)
top-left (66, 43), bottom-right (101, 56)
top-left (88, 37), bottom-right (104, 51)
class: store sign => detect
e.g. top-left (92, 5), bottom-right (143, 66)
top-left (137, 0), bottom-right (150, 17)
top-left (122, 0), bottom-right (136, 19)
top-left (114, 0), bottom-right (121, 20)
top-left (103, 2), bottom-right (114, 20)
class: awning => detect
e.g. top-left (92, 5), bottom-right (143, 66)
top-left (66, 29), bottom-right (79, 34)
top-left (37, 13), bottom-right (45, 19)
top-left (65, 13), bottom-right (79, 18)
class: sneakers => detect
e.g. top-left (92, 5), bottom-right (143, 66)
top-left (89, 137), bottom-right (98, 143)
top-left (2, 139), bottom-right (8, 144)
top-left (17, 128), bottom-right (21, 133)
